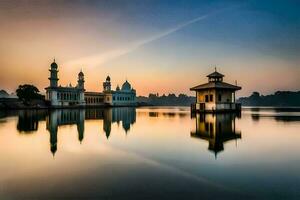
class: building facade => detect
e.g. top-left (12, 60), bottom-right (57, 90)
top-left (190, 69), bottom-right (241, 112)
top-left (84, 92), bottom-right (105, 106)
top-left (45, 60), bottom-right (85, 107)
top-left (103, 76), bottom-right (136, 106)
top-left (45, 60), bottom-right (136, 107)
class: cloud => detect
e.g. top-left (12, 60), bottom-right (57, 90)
top-left (64, 5), bottom-right (238, 69)
top-left (63, 13), bottom-right (212, 68)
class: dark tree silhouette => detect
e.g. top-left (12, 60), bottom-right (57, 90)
top-left (137, 93), bottom-right (196, 106)
top-left (237, 91), bottom-right (300, 106)
top-left (16, 84), bottom-right (44, 104)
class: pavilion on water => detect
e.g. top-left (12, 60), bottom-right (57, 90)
top-left (190, 69), bottom-right (242, 113)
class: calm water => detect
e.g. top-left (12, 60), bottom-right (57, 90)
top-left (0, 107), bottom-right (299, 200)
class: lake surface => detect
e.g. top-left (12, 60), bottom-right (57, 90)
top-left (0, 107), bottom-right (299, 200)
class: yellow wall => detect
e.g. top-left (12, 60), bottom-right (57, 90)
top-left (196, 89), bottom-right (234, 103)
top-left (196, 89), bottom-right (216, 103)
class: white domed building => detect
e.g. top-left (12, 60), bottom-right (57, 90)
top-left (103, 78), bottom-right (136, 106)
top-left (45, 60), bottom-right (136, 107)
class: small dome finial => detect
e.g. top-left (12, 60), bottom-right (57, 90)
top-left (51, 58), bottom-right (58, 69)
top-left (78, 69), bottom-right (84, 76)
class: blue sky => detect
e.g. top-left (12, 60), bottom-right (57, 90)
top-left (0, 0), bottom-right (299, 96)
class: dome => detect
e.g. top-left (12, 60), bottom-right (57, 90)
top-left (106, 76), bottom-right (111, 82)
top-left (121, 80), bottom-right (131, 91)
top-left (51, 60), bottom-right (58, 69)
top-left (116, 85), bottom-right (120, 91)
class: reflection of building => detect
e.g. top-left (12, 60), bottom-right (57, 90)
top-left (112, 107), bottom-right (136, 133)
top-left (45, 60), bottom-right (86, 107)
top-left (85, 107), bottom-right (136, 138)
top-left (46, 108), bottom-right (136, 155)
top-left (46, 109), bottom-right (85, 155)
top-left (17, 110), bottom-right (47, 133)
top-left (103, 109), bottom-right (112, 138)
top-left (191, 113), bottom-right (241, 158)
top-left (190, 69), bottom-right (241, 112)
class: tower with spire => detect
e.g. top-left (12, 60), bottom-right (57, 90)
top-left (49, 59), bottom-right (59, 87)
top-left (77, 70), bottom-right (85, 89)
top-left (45, 59), bottom-right (137, 107)
top-left (45, 59), bottom-right (86, 106)
top-left (103, 75), bottom-right (111, 92)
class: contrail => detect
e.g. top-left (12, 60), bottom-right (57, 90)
top-left (64, 8), bottom-right (227, 68)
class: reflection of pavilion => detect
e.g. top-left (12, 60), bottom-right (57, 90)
top-left (191, 113), bottom-right (241, 158)
top-left (46, 108), bottom-right (136, 155)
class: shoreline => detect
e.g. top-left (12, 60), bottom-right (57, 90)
top-left (1, 105), bottom-right (300, 111)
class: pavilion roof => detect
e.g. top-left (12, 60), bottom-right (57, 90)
top-left (190, 81), bottom-right (241, 91)
top-left (207, 71), bottom-right (224, 78)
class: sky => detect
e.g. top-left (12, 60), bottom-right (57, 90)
top-left (0, 0), bottom-right (299, 97)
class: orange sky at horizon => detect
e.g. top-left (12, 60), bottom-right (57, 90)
top-left (1, 56), bottom-right (299, 97)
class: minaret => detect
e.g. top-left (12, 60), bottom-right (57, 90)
top-left (103, 76), bottom-right (111, 92)
top-left (77, 70), bottom-right (86, 105)
top-left (77, 70), bottom-right (85, 90)
top-left (49, 59), bottom-right (59, 87)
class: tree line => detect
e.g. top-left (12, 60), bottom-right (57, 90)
top-left (137, 93), bottom-right (196, 106)
top-left (237, 91), bottom-right (300, 106)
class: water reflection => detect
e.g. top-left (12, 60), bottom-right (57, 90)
top-left (86, 107), bottom-right (136, 137)
top-left (46, 109), bottom-right (85, 155)
top-left (46, 108), bottom-right (136, 155)
top-left (17, 110), bottom-right (47, 133)
top-left (8, 107), bottom-right (300, 158)
top-left (0, 107), bottom-right (300, 199)
top-left (244, 107), bottom-right (300, 122)
top-left (146, 110), bottom-right (189, 118)
top-left (191, 113), bottom-right (241, 158)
